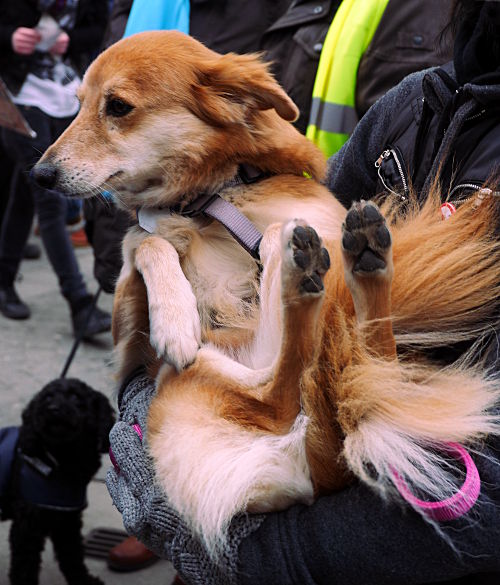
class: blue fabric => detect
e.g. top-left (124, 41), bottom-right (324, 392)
top-left (0, 425), bottom-right (87, 512)
top-left (123, 0), bottom-right (189, 37)
top-left (0, 427), bottom-right (19, 500)
top-left (19, 455), bottom-right (88, 511)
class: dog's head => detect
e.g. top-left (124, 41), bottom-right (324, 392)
top-left (20, 378), bottom-right (115, 458)
top-left (33, 31), bottom-right (315, 210)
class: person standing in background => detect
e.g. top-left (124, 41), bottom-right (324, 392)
top-left (0, 0), bottom-right (111, 339)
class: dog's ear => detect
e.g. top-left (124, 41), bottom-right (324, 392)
top-left (190, 53), bottom-right (299, 127)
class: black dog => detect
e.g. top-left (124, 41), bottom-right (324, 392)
top-left (0, 378), bottom-right (115, 585)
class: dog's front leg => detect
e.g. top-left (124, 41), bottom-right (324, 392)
top-left (9, 509), bottom-right (45, 585)
top-left (135, 235), bottom-right (201, 370)
top-left (50, 511), bottom-right (103, 585)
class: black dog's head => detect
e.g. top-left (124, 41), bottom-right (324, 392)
top-left (19, 378), bottom-right (115, 476)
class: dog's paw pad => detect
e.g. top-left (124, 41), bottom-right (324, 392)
top-left (354, 249), bottom-right (386, 272)
top-left (342, 201), bottom-right (391, 275)
top-left (301, 272), bottom-right (324, 293)
top-left (375, 224), bottom-right (391, 249)
top-left (282, 220), bottom-right (330, 296)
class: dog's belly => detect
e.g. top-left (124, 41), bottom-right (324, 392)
top-left (148, 391), bottom-right (313, 552)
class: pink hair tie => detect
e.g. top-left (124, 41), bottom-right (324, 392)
top-left (109, 422), bottom-right (144, 471)
top-left (393, 442), bottom-right (480, 522)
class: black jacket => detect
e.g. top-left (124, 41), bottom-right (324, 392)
top-left (260, 0), bottom-right (341, 134)
top-left (260, 0), bottom-right (452, 134)
top-left (327, 65), bottom-right (500, 210)
top-left (327, 1), bottom-right (500, 208)
top-left (190, 0), bottom-right (290, 55)
top-left (0, 0), bottom-right (108, 95)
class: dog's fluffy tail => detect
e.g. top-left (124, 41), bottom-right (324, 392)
top-left (386, 187), bottom-right (500, 351)
top-left (340, 358), bottom-right (500, 514)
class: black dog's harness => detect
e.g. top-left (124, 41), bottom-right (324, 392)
top-left (136, 164), bottom-right (267, 260)
top-left (0, 426), bottom-right (87, 514)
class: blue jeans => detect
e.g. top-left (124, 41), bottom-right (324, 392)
top-left (0, 106), bottom-right (88, 302)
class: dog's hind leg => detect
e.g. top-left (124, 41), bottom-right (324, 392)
top-left (189, 220), bottom-right (330, 432)
top-left (260, 219), bottom-right (331, 424)
top-left (193, 220), bottom-right (330, 429)
top-left (341, 200), bottom-right (396, 359)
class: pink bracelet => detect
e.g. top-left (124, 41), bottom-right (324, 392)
top-left (393, 442), bottom-right (480, 522)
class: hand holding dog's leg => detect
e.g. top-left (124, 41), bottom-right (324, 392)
top-left (135, 236), bottom-right (201, 370)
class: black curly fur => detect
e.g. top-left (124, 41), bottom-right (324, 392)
top-left (5, 378), bottom-right (115, 585)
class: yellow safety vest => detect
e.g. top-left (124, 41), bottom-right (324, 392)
top-left (306, 0), bottom-right (390, 157)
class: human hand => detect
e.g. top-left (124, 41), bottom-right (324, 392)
top-left (106, 373), bottom-right (265, 584)
top-left (11, 27), bottom-right (42, 55)
top-left (49, 31), bottom-right (70, 56)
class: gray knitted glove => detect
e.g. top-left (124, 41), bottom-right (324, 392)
top-left (106, 373), bottom-right (265, 585)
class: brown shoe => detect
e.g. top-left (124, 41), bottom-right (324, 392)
top-left (107, 535), bottom-right (158, 572)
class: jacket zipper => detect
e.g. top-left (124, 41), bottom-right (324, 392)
top-left (448, 183), bottom-right (500, 206)
top-left (375, 148), bottom-right (409, 200)
top-left (448, 182), bottom-right (481, 201)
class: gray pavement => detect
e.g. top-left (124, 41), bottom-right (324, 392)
top-left (0, 238), bottom-right (176, 584)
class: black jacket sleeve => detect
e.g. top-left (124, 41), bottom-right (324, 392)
top-left (66, 0), bottom-right (108, 71)
top-left (101, 0), bottom-right (133, 50)
top-left (325, 70), bottom-right (428, 208)
top-left (238, 441), bottom-right (500, 585)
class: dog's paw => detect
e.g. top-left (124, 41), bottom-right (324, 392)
top-left (341, 201), bottom-right (392, 275)
top-left (281, 219), bottom-right (330, 295)
top-left (149, 288), bottom-right (201, 371)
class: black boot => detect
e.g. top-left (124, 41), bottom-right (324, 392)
top-left (0, 284), bottom-right (30, 319)
top-left (70, 294), bottom-right (111, 340)
top-left (23, 242), bottom-right (42, 259)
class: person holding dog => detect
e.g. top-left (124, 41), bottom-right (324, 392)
top-left (106, 1), bottom-right (500, 584)
top-left (0, 0), bottom-right (111, 339)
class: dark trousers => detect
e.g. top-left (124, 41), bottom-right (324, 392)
top-left (0, 105), bottom-right (87, 302)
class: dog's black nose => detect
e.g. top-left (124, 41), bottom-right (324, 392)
top-left (31, 163), bottom-right (58, 190)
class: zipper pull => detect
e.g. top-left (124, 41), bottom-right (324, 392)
top-left (472, 187), bottom-right (491, 210)
top-left (375, 149), bottom-right (391, 168)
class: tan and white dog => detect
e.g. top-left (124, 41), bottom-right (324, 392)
top-left (34, 31), bottom-right (500, 554)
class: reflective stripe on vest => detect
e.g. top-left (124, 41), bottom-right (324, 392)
top-left (306, 0), bottom-right (390, 157)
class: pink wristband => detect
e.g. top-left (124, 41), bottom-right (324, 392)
top-left (393, 442), bottom-right (480, 522)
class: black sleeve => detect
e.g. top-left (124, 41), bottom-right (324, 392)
top-left (66, 0), bottom-right (108, 57)
top-left (101, 0), bottom-right (133, 50)
top-left (238, 442), bottom-right (500, 585)
top-left (325, 70), bottom-right (427, 209)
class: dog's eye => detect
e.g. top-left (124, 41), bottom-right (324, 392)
top-left (106, 98), bottom-right (134, 118)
